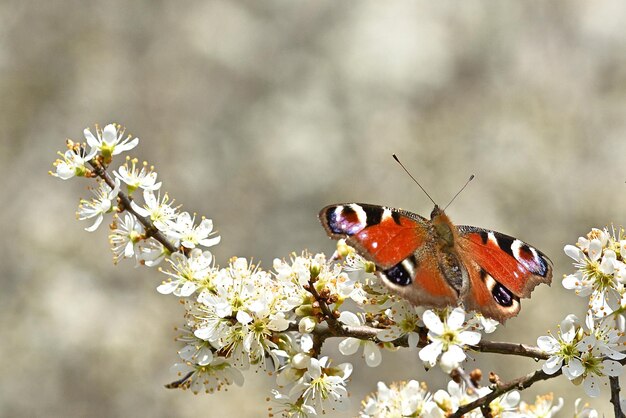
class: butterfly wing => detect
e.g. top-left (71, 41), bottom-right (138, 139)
top-left (456, 226), bottom-right (553, 322)
top-left (319, 203), bottom-right (458, 307)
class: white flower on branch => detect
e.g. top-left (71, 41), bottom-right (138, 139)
top-left (338, 311), bottom-right (382, 367)
top-left (136, 238), bottom-right (166, 267)
top-left (289, 356), bottom-right (352, 414)
top-left (170, 357), bottom-right (244, 394)
top-left (360, 380), bottom-right (440, 418)
top-left (538, 314), bottom-right (624, 397)
top-left (175, 324), bottom-right (215, 366)
top-left (194, 258), bottom-right (294, 367)
top-left (273, 333), bottom-right (314, 387)
top-left (130, 189), bottom-right (178, 232)
top-left (84, 123), bottom-right (138, 162)
top-left (109, 213), bottom-right (145, 264)
top-left (563, 227), bottom-right (626, 320)
top-left (573, 342), bottom-right (622, 397)
top-left (77, 178), bottom-right (120, 231)
top-left (377, 299), bottom-right (422, 348)
top-left (51, 140), bottom-right (97, 179)
top-left (418, 307), bottom-right (481, 373)
top-left (537, 314), bottom-right (583, 377)
top-left (433, 380), bottom-right (486, 416)
top-left (169, 211), bottom-right (221, 250)
top-left (114, 157), bottom-right (162, 193)
top-left (157, 249), bottom-right (213, 297)
top-left (270, 389), bottom-right (317, 418)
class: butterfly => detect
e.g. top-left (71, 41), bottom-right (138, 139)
top-left (319, 203), bottom-right (552, 323)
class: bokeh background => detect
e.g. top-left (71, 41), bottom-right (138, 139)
top-left (3, 1), bottom-right (626, 416)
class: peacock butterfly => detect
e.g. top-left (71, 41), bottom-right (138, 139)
top-left (319, 202), bottom-right (552, 323)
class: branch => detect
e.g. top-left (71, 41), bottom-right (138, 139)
top-left (164, 371), bottom-right (193, 389)
top-left (610, 376), bottom-right (625, 418)
top-left (309, 318), bottom-right (549, 360)
top-left (450, 368), bottom-right (562, 418)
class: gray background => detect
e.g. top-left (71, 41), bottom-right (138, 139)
top-left (2, 1), bottom-right (626, 416)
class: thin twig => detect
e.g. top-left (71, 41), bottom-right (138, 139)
top-left (610, 376), bottom-right (625, 418)
top-left (165, 371), bottom-right (193, 389)
top-left (309, 318), bottom-right (549, 360)
top-left (450, 368), bottom-right (562, 418)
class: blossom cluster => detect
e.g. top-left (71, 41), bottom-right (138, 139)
top-left (538, 313), bottom-right (624, 397)
top-left (360, 378), bottom-right (572, 418)
top-left (53, 124), bottom-right (623, 416)
top-left (563, 227), bottom-right (626, 323)
top-left (535, 227), bottom-right (626, 398)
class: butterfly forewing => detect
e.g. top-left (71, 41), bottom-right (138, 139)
top-left (320, 203), bottom-right (430, 269)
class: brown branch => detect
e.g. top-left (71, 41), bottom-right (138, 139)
top-left (473, 340), bottom-right (549, 360)
top-left (450, 368), bottom-right (562, 418)
top-left (307, 318), bottom-right (549, 360)
top-left (610, 376), bottom-right (625, 418)
top-left (165, 371), bottom-right (193, 389)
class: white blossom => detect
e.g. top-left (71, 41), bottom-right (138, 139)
top-left (360, 380), bottom-right (441, 418)
top-left (563, 227), bottom-right (626, 319)
top-left (77, 178), bottom-right (120, 231)
top-left (51, 141), bottom-right (97, 179)
top-left (170, 357), bottom-right (244, 394)
top-left (169, 211), bottom-right (220, 250)
top-left (114, 157), bottom-right (162, 193)
top-left (290, 356), bottom-right (352, 414)
top-left (377, 299), bottom-right (422, 348)
top-left (130, 189), bottom-right (178, 232)
top-left (157, 249), bottom-right (213, 297)
top-left (338, 311), bottom-right (382, 367)
top-left (84, 123), bottom-right (138, 161)
top-left (109, 213), bottom-right (144, 264)
top-left (418, 307), bottom-right (481, 372)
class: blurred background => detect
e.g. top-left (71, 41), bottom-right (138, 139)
top-left (2, 1), bottom-right (626, 416)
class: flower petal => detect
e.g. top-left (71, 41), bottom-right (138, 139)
top-left (542, 355), bottom-right (563, 375)
top-left (364, 342), bottom-right (382, 367)
top-left (418, 341), bottom-right (443, 366)
top-left (537, 335), bottom-right (559, 353)
top-left (459, 330), bottom-right (481, 346)
top-left (447, 308), bottom-right (466, 330)
top-left (338, 337), bottom-right (360, 355)
top-left (422, 310), bottom-right (444, 335)
top-left (583, 375), bottom-right (601, 397)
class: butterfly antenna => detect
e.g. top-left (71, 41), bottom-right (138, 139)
top-left (443, 174), bottom-right (475, 211)
top-left (392, 154), bottom-right (437, 206)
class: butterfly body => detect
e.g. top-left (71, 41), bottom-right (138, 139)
top-left (319, 203), bottom-right (552, 323)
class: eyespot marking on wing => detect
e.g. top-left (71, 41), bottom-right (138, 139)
top-left (481, 269), bottom-right (519, 309)
top-left (381, 260), bottom-right (414, 286)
